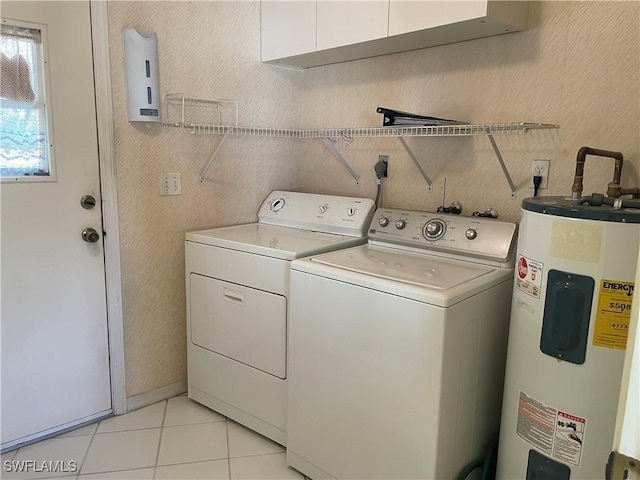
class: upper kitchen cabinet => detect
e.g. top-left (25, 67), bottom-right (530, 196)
top-left (261, 1), bottom-right (316, 62)
top-left (316, 1), bottom-right (389, 51)
top-left (261, 1), bottom-right (529, 69)
top-left (387, 1), bottom-right (528, 49)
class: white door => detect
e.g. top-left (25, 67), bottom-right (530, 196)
top-left (0, 1), bottom-right (112, 450)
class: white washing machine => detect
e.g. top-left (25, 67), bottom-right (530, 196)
top-left (287, 207), bottom-right (518, 479)
top-left (185, 191), bottom-right (375, 446)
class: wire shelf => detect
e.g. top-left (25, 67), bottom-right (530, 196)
top-left (165, 94), bottom-right (238, 129)
top-left (165, 94), bottom-right (558, 137)
top-left (166, 95), bottom-right (559, 197)
top-left (174, 122), bottom-right (558, 138)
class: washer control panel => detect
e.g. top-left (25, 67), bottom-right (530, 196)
top-left (368, 208), bottom-right (517, 264)
top-left (259, 191), bottom-right (376, 237)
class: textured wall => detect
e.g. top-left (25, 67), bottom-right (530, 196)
top-left (298, 1), bottom-right (640, 221)
top-left (107, 1), bottom-right (639, 399)
top-left (107, 1), bottom-right (303, 397)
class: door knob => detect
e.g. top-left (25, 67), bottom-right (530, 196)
top-left (80, 195), bottom-right (97, 209)
top-left (82, 228), bottom-right (100, 243)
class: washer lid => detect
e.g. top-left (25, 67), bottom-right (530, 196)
top-left (185, 223), bottom-right (365, 260)
top-left (309, 244), bottom-right (493, 289)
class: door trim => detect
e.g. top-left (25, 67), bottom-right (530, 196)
top-left (90, 1), bottom-right (127, 415)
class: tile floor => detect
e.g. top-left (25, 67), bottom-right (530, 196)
top-left (1, 396), bottom-right (305, 480)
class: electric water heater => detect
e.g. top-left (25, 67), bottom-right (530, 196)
top-left (122, 28), bottom-right (160, 122)
top-left (497, 197), bottom-right (640, 479)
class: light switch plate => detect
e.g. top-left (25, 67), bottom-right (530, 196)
top-left (160, 173), bottom-right (182, 196)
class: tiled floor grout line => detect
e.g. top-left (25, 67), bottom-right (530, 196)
top-left (158, 418), bottom-right (226, 429)
top-left (76, 425), bottom-right (99, 479)
top-left (93, 418), bottom-right (225, 435)
top-left (77, 465), bottom-right (153, 477)
top-left (152, 400), bottom-right (169, 479)
top-left (2, 449), bottom-right (18, 462)
top-left (149, 457), bottom-right (227, 469)
top-left (225, 419), bottom-right (232, 480)
top-left (230, 451), bottom-right (286, 460)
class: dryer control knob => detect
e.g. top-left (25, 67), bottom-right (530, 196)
top-left (270, 198), bottom-right (285, 212)
top-left (465, 228), bottom-right (478, 240)
top-left (346, 207), bottom-right (356, 216)
top-left (319, 204), bottom-right (328, 214)
top-left (395, 219), bottom-right (406, 229)
top-left (378, 217), bottom-right (389, 227)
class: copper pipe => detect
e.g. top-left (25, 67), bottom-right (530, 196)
top-left (608, 185), bottom-right (640, 199)
top-left (571, 147), bottom-right (624, 199)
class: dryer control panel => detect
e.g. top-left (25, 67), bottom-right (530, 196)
top-left (258, 191), bottom-right (375, 238)
top-left (369, 208), bottom-right (517, 265)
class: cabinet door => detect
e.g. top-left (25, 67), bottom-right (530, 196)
top-left (317, 0), bottom-right (389, 51)
top-left (261, 1), bottom-right (316, 61)
top-left (389, 0), bottom-right (488, 36)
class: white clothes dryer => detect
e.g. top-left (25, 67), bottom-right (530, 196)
top-left (185, 191), bottom-right (375, 446)
top-left (287, 207), bottom-right (518, 479)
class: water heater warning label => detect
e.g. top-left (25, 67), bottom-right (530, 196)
top-left (516, 255), bottom-right (544, 299)
top-left (593, 279), bottom-right (633, 350)
top-left (516, 391), bottom-right (586, 467)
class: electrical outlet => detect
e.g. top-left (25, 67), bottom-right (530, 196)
top-left (530, 160), bottom-right (550, 189)
top-left (160, 173), bottom-right (182, 196)
top-left (379, 155), bottom-right (389, 177)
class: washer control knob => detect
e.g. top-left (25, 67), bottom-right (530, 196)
top-left (346, 207), bottom-right (355, 216)
top-left (378, 217), bottom-right (389, 227)
top-left (395, 219), bottom-right (406, 230)
top-left (270, 198), bottom-right (285, 212)
top-left (423, 219), bottom-right (446, 240)
top-left (319, 204), bottom-right (328, 214)
top-left (465, 228), bottom-right (478, 240)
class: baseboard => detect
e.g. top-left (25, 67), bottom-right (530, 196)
top-left (126, 381), bottom-right (187, 412)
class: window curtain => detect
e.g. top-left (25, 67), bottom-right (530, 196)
top-left (0, 24), bottom-right (40, 103)
top-left (0, 23), bottom-right (48, 177)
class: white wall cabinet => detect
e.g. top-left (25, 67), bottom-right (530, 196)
top-left (316, 1), bottom-right (389, 51)
top-left (389, 0), bottom-right (489, 36)
top-left (261, 1), bottom-right (316, 62)
top-left (261, 0), bottom-right (529, 69)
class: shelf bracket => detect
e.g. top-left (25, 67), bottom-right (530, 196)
top-left (198, 133), bottom-right (230, 184)
top-left (398, 137), bottom-right (433, 192)
top-left (486, 133), bottom-right (517, 199)
top-left (322, 137), bottom-right (360, 185)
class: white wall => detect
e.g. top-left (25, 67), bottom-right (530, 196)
top-left (298, 1), bottom-right (639, 223)
top-left (106, 1), bottom-right (640, 401)
top-left (107, 1), bottom-right (303, 397)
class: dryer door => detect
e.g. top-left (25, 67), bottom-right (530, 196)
top-left (189, 273), bottom-right (286, 379)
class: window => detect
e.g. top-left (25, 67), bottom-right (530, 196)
top-left (0, 20), bottom-right (54, 181)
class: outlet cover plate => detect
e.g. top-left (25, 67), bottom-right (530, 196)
top-left (530, 160), bottom-right (550, 189)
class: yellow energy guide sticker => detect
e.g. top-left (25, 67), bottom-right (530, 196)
top-left (593, 279), bottom-right (634, 350)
